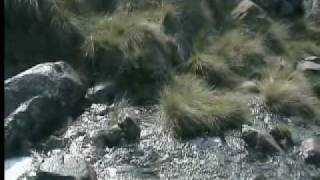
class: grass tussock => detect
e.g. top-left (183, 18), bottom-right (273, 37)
top-left (285, 40), bottom-right (320, 62)
top-left (160, 74), bottom-right (250, 138)
top-left (210, 29), bottom-right (266, 78)
top-left (264, 21), bottom-right (320, 62)
top-left (187, 53), bottom-right (240, 88)
top-left (259, 70), bottom-right (320, 120)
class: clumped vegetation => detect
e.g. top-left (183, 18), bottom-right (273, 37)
top-left (6, 0), bottom-right (320, 138)
top-left (264, 21), bottom-right (320, 62)
top-left (259, 71), bottom-right (320, 120)
top-left (187, 53), bottom-right (240, 88)
top-left (211, 29), bottom-right (266, 77)
top-left (160, 74), bottom-right (250, 138)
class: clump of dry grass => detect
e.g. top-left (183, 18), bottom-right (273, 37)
top-left (259, 70), bottom-right (320, 120)
top-left (160, 74), bottom-right (250, 138)
top-left (187, 52), bottom-right (240, 88)
top-left (209, 29), bottom-right (266, 78)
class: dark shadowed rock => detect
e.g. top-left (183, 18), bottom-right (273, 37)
top-left (5, 96), bottom-right (64, 158)
top-left (232, 0), bottom-right (271, 31)
top-left (91, 126), bottom-right (124, 148)
top-left (5, 61), bottom-right (85, 117)
top-left (30, 154), bottom-right (97, 180)
top-left (270, 125), bottom-right (294, 150)
top-left (300, 137), bottom-right (320, 165)
top-left (118, 116), bottom-right (141, 142)
top-left (4, 61), bottom-right (85, 158)
top-left (251, 0), bottom-right (304, 17)
top-left (242, 125), bottom-right (284, 154)
top-left (85, 81), bottom-right (117, 104)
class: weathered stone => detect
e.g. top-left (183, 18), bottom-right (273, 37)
top-left (35, 154), bottom-right (97, 180)
top-left (303, 56), bottom-right (320, 63)
top-left (91, 126), bottom-right (124, 148)
top-left (300, 137), bottom-right (320, 165)
top-left (5, 61), bottom-right (85, 117)
top-left (5, 96), bottom-right (63, 158)
top-left (118, 116), bottom-right (141, 142)
top-left (85, 81), bottom-right (117, 104)
top-left (242, 125), bottom-right (284, 154)
top-left (4, 61), bottom-right (85, 158)
top-left (232, 0), bottom-right (271, 31)
top-left (297, 61), bottom-right (320, 71)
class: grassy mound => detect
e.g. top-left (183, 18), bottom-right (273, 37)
top-left (259, 70), bottom-right (320, 120)
top-left (187, 53), bottom-right (240, 88)
top-left (160, 74), bottom-right (250, 138)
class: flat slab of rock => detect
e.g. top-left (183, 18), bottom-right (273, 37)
top-left (300, 137), bottom-right (320, 165)
top-left (37, 154), bottom-right (97, 180)
top-left (297, 61), bottom-right (320, 71)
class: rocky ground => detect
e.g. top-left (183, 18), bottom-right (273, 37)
top-left (4, 0), bottom-right (320, 179)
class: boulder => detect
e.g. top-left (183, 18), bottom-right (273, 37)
top-left (91, 126), bottom-right (124, 148)
top-left (242, 125), bottom-right (284, 154)
top-left (85, 81), bottom-right (117, 104)
top-left (29, 154), bottom-right (97, 180)
top-left (5, 61), bottom-right (85, 117)
top-left (5, 96), bottom-right (63, 158)
top-left (118, 116), bottom-right (141, 142)
top-left (4, 61), bottom-right (85, 158)
top-left (232, 0), bottom-right (271, 31)
top-left (297, 61), bottom-right (320, 71)
top-left (300, 137), bottom-right (320, 165)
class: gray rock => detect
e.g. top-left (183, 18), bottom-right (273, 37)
top-left (118, 116), bottom-right (141, 142)
top-left (232, 0), bottom-right (271, 31)
top-left (242, 125), bottom-right (284, 154)
top-left (303, 56), bottom-right (320, 63)
top-left (85, 81), bottom-right (117, 104)
top-left (5, 61), bottom-right (85, 117)
top-left (91, 126), bottom-right (124, 148)
top-left (304, 0), bottom-right (320, 23)
top-left (300, 137), bottom-right (320, 165)
top-left (5, 96), bottom-right (64, 158)
top-left (4, 61), bottom-right (85, 158)
top-left (297, 61), bottom-right (320, 71)
top-left (32, 154), bottom-right (97, 180)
